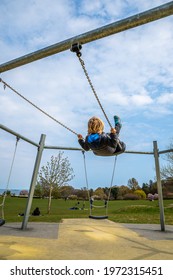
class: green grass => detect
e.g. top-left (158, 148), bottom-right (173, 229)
top-left (1, 196), bottom-right (173, 225)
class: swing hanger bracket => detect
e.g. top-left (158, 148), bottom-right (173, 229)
top-left (70, 43), bottom-right (82, 57)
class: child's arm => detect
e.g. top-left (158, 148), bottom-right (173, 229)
top-left (77, 135), bottom-right (90, 151)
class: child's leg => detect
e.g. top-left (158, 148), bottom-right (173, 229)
top-left (114, 115), bottom-right (122, 135)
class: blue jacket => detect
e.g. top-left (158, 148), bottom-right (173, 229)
top-left (78, 132), bottom-right (126, 156)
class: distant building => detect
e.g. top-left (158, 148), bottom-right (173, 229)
top-left (19, 190), bottom-right (29, 197)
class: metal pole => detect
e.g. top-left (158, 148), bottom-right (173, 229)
top-left (0, 1), bottom-right (173, 72)
top-left (44, 146), bottom-right (154, 154)
top-left (153, 141), bottom-right (165, 231)
top-left (0, 124), bottom-right (39, 147)
top-left (21, 134), bottom-right (46, 230)
top-left (44, 145), bottom-right (83, 151)
top-left (125, 150), bottom-right (153, 155)
top-left (159, 148), bottom-right (173, 154)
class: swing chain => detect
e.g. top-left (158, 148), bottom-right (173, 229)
top-left (71, 43), bottom-right (113, 129)
top-left (0, 78), bottom-right (78, 136)
top-left (0, 135), bottom-right (20, 220)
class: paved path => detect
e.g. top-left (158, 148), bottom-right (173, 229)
top-left (0, 219), bottom-right (173, 260)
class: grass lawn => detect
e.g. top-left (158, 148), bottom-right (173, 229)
top-left (1, 196), bottom-right (173, 225)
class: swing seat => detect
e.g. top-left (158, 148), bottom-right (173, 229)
top-left (0, 218), bottom-right (5, 226)
top-left (89, 215), bottom-right (108, 220)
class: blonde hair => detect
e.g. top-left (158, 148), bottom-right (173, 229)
top-left (88, 117), bottom-right (104, 134)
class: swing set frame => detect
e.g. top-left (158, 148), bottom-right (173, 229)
top-left (0, 1), bottom-right (173, 230)
top-left (1, 123), bottom-right (173, 231)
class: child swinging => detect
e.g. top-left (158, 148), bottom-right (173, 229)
top-left (78, 115), bottom-right (126, 156)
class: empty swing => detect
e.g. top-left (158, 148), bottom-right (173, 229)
top-left (0, 136), bottom-right (19, 226)
top-left (82, 151), bottom-right (117, 219)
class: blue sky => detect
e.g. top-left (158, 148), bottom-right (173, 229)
top-left (0, 0), bottom-right (173, 191)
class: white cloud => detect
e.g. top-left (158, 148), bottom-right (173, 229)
top-left (157, 93), bottom-right (173, 104)
top-left (130, 94), bottom-right (153, 106)
top-left (0, 94), bottom-right (20, 116)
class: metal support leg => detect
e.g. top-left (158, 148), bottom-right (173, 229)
top-left (153, 141), bottom-right (165, 231)
top-left (21, 134), bottom-right (46, 230)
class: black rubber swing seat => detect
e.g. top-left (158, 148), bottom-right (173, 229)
top-left (89, 215), bottom-right (108, 220)
top-left (0, 218), bottom-right (5, 226)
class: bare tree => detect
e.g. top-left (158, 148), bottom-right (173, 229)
top-left (128, 178), bottom-right (140, 191)
top-left (39, 152), bottom-right (75, 213)
top-left (160, 141), bottom-right (173, 179)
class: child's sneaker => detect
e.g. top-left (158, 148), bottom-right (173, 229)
top-left (114, 115), bottom-right (122, 128)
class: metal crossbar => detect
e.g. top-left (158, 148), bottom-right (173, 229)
top-left (0, 2), bottom-right (173, 72)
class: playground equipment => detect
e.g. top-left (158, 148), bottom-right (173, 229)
top-left (0, 2), bottom-right (173, 230)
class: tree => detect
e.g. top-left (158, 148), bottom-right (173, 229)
top-left (160, 140), bottom-right (173, 179)
top-left (34, 184), bottom-right (43, 198)
top-left (94, 187), bottom-right (106, 200)
top-left (103, 187), bottom-right (111, 199)
top-left (142, 180), bottom-right (155, 195)
top-left (110, 186), bottom-right (119, 200)
top-left (159, 140), bottom-right (173, 197)
top-left (117, 185), bottom-right (131, 199)
top-left (134, 189), bottom-right (146, 199)
top-left (142, 183), bottom-right (149, 194)
top-left (38, 152), bottom-right (75, 213)
top-left (3, 190), bottom-right (11, 196)
top-left (59, 186), bottom-right (74, 200)
top-left (52, 186), bottom-right (61, 199)
top-left (128, 178), bottom-right (140, 191)
top-left (72, 187), bottom-right (88, 200)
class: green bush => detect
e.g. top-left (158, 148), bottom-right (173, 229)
top-left (123, 193), bottom-right (139, 200)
